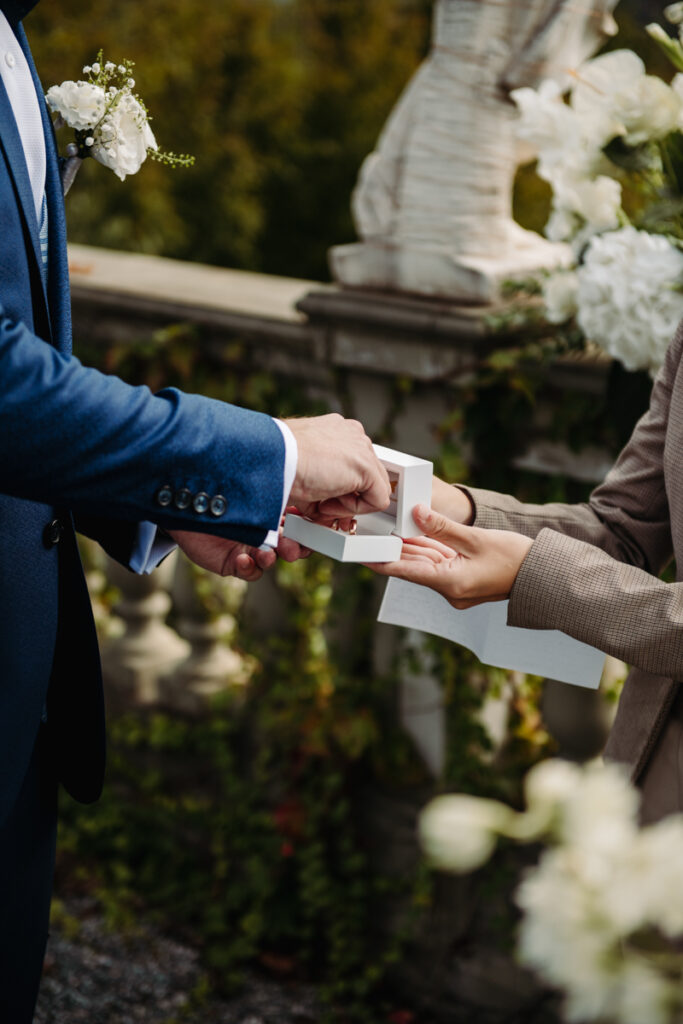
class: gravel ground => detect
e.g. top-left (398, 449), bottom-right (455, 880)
top-left (34, 900), bottom-right (325, 1024)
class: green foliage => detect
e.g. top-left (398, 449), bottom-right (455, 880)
top-left (27, 0), bottom-right (430, 280)
top-left (57, 309), bottom-right (655, 1015)
top-left (58, 565), bottom-right (420, 1020)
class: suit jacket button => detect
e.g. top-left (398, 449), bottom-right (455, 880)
top-left (156, 485), bottom-right (173, 507)
top-left (43, 519), bottom-right (62, 547)
top-left (193, 492), bottom-right (210, 514)
top-left (174, 488), bottom-right (192, 510)
top-left (209, 495), bottom-right (227, 517)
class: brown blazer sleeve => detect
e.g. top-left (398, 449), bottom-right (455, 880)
top-left (460, 322), bottom-right (683, 677)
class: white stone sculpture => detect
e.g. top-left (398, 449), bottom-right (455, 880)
top-left (331, 0), bottom-right (618, 304)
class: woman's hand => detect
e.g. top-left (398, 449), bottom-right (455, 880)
top-left (367, 504), bottom-right (533, 609)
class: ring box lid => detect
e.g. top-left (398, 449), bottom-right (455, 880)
top-left (282, 444), bottom-right (433, 563)
top-left (370, 444), bottom-right (433, 538)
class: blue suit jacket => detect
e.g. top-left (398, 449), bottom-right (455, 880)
top-left (0, 17), bottom-right (286, 824)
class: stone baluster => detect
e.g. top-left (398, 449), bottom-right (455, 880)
top-left (101, 549), bottom-right (189, 709)
top-left (161, 554), bottom-right (254, 714)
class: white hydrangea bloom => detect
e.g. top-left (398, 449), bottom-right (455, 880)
top-left (622, 817), bottom-right (683, 937)
top-left (557, 761), bottom-right (639, 858)
top-left (420, 757), bottom-right (683, 1024)
top-left (612, 75), bottom-right (682, 146)
top-left (544, 206), bottom-right (580, 243)
top-left (46, 80), bottom-right (106, 131)
top-left (418, 794), bottom-right (514, 873)
top-left (516, 847), bottom-right (620, 1013)
top-left (542, 271), bottom-right (580, 324)
top-left (665, 2), bottom-right (683, 26)
top-left (511, 82), bottom-right (604, 186)
top-left (577, 228), bottom-right (683, 373)
top-left (91, 93), bottom-right (157, 181)
top-left (511, 81), bottom-right (583, 171)
top-left (571, 50), bottom-right (642, 122)
top-left (517, 841), bottom-right (673, 1024)
top-left (572, 50), bottom-right (682, 146)
top-left (615, 958), bottom-right (671, 1024)
top-left (552, 173), bottom-right (622, 234)
top-left (523, 758), bottom-right (581, 819)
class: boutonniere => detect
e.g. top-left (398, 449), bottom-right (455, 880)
top-left (46, 51), bottom-right (194, 195)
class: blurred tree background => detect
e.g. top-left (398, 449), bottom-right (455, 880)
top-left (26, 0), bottom-right (664, 282)
top-left (27, 0), bottom-right (431, 280)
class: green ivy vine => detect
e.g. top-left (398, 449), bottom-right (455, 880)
top-left (60, 319), bottom-right (651, 1018)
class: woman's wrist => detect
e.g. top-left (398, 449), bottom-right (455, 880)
top-left (431, 475), bottom-right (475, 525)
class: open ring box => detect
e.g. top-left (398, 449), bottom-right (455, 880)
top-left (282, 444), bottom-right (433, 562)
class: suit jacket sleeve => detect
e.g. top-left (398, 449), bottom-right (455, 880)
top-left (461, 322), bottom-right (683, 678)
top-left (0, 303), bottom-right (287, 547)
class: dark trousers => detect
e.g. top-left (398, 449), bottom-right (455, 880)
top-left (0, 725), bottom-right (58, 1023)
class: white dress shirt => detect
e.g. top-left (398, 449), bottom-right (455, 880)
top-left (0, 9), bottom-right (297, 571)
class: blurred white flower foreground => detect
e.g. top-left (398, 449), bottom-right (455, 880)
top-left (511, 10), bottom-right (683, 375)
top-left (421, 760), bottom-right (683, 1024)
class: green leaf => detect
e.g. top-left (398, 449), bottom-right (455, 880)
top-left (603, 136), bottom-right (661, 174)
top-left (646, 22), bottom-right (683, 72)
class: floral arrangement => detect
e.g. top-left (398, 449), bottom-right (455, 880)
top-left (421, 759), bottom-right (683, 1024)
top-left (511, 6), bottom-right (683, 374)
top-left (46, 52), bottom-right (194, 190)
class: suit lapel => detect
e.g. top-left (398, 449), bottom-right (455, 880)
top-left (0, 71), bottom-right (43, 279)
top-left (16, 22), bottom-right (72, 353)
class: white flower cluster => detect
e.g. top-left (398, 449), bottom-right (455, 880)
top-left (420, 760), bottom-right (683, 1024)
top-left (576, 228), bottom-right (683, 374)
top-left (511, 31), bottom-right (683, 374)
top-left (512, 50), bottom-right (683, 244)
top-left (46, 58), bottom-right (157, 181)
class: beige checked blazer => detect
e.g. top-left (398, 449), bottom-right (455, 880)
top-left (464, 321), bottom-right (683, 784)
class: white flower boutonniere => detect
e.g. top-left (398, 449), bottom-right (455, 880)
top-left (46, 51), bottom-right (194, 194)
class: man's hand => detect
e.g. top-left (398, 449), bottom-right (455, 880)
top-left (284, 414), bottom-right (391, 518)
top-left (168, 529), bottom-right (308, 582)
top-left (367, 504), bottom-right (533, 609)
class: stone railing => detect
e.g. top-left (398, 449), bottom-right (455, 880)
top-left (70, 242), bottom-right (623, 770)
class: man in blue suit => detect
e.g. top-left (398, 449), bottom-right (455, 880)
top-left (0, 1), bottom-right (391, 1017)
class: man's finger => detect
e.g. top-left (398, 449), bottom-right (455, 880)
top-left (234, 552), bottom-right (263, 581)
top-left (276, 535), bottom-right (311, 562)
top-left (358, 460), bottom-right (392, 512)
top-left (254, 547), bottom-right (277, 570)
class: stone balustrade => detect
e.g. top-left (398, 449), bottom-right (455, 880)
top-left (70, 242), bottom-right (624, 769)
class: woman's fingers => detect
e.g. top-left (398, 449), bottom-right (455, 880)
top-left (400, 536), bottom-right (456, 560)
top-left (412, 504), bottom-right (478, 552)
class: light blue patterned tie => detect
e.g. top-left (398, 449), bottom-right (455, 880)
top-left (38, 192), bottom-right (48, 288)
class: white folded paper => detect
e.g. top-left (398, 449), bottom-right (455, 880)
top-left (378, 578), bottom-right (605, 689)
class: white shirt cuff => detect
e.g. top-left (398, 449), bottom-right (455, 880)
top-left (129, 521), bottom-right (177, 574)
top-left (262, 419), bottom-right (298, 548)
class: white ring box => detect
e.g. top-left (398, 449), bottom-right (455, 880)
top-left (282, 444), bottom-right (433, 562)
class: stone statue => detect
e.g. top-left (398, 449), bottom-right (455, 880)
top-left (331, 0), bottom-right (618, 304)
